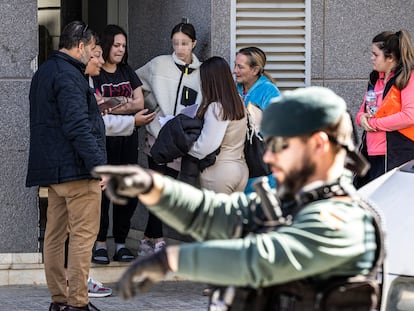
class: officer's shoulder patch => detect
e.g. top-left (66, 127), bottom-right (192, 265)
top-left (320, 209), bottom-right (345, 230)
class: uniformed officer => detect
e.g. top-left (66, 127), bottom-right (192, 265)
top-left (93, 86), bottom-right (382, 311)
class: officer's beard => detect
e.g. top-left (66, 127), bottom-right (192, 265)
top-left (276, 153), bottom-right (316, 201)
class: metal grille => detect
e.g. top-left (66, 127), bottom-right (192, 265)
top-left (232, 0), bottom-right (310, 90)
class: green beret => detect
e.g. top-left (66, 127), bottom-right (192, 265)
top-left (261, 86), bottom-right (347, 137)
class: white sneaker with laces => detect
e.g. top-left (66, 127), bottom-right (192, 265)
top-left (138, 239), bottom-right (154, 256)
top-left (88, 277), bottom-right (112, 298)
top-left (154, 240), bottom-right (167, 253)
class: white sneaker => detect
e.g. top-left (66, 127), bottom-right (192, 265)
top-left (154, 240), bottom-right (167, 253)
top-left (138, 239), bottom-right (154, 256)
top-left (88, 277), bottom-right (112, 298)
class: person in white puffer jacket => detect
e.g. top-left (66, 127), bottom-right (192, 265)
top-left (135, 21), bottom-right (203, 256)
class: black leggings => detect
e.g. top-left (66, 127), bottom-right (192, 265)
top-left (97, 132), bottom-right (139, 244)
top-left (367, 155), bottom-right (386, 181)
top-left (144, 157), bottom-right (178, 238)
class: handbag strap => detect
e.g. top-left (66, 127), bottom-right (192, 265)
top-left (245, 108), bottom-right (257, 142)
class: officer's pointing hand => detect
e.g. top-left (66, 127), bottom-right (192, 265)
top-left (117, 248), bottom-right (171, 299)
top-left (92, 165), bottom-right (154, 205)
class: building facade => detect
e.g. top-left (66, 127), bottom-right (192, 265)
top-left (1, 0), bottom-right (414, 257)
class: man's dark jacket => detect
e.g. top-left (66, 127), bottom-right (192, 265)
top-left (26, 51), bottom-right (107, 187)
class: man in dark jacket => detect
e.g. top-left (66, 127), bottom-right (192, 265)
top-left (26, 21), bottom-right (106, 311)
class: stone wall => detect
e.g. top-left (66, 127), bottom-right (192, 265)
top-left (311, 0), bottom-right (414, 120)
top-left (0, 0), bottom-right (39, 252)
top-left (128, 0), bottom-right (212, 69)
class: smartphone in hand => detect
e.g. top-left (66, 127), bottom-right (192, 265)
top-left (98, 97), bottom-right (124, 113)
top-left (144, 108), bottom-right (155, 115)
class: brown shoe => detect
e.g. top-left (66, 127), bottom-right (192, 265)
top-left (65, 302), bottom-right (100, 311)
top-left (49, 302), bottom-right (66, 311)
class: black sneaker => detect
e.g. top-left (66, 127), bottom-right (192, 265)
top-left (92, 248), bottom-right (110, 264)
top-left (113, 247), bottom-right (135, 262)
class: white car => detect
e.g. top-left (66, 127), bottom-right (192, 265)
top-left (358, 160), bottom-right (414, 311)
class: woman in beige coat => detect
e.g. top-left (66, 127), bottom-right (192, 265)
top-left (188, 56), bottom-right (248, 193)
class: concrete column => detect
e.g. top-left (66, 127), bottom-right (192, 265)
top-left (0, 1), bottom-right (39, 252)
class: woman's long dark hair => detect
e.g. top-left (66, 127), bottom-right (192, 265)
top-left (196, 56), bottom-right (245, 121)
top-left (100, 24), bottom-right (129, 64)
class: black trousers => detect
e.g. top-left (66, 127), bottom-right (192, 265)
top-left (97, 131), bottom-right (139, 244)
top-left (144, 156), bottom-right (179, 238)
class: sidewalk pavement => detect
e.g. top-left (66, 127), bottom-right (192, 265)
top-left (0, 280), bottom-right (209, 311)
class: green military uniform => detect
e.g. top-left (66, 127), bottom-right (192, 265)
top-left (94, 86), bottom-right (380, 310)
top-left (147, 173), bottom-right (376, 288)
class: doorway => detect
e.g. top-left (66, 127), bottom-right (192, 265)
top-left (37, 0), bottom-right (125, 66)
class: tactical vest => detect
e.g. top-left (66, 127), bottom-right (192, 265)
top-left (208, 180), bottom-right (385, 311)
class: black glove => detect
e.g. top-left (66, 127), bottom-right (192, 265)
top-left (117, 248), bottom-right (171, 299)
top-left (92, 165), bottom-right (154, 205)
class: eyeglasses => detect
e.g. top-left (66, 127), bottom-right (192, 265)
top-left (82, 23), bottom-right (89, 35)
top-left (264, 136), bottom-right (289, 153)
top-left (75, 23), bottom-right (89, 40)
top-left (264, 132), bottom-right (348, 154)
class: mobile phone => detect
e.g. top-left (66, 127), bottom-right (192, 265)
top-left (98, 97), bottom-right (124, 112)
top-left (144, 108), bottom-right (155, 115)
